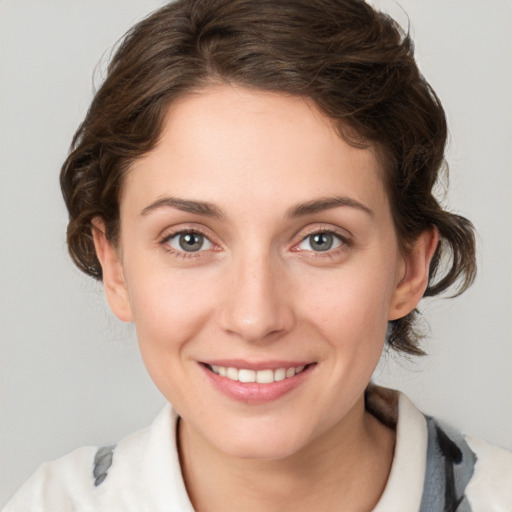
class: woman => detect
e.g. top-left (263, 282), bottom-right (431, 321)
top-left (4, 0), bottom-right (511, 510)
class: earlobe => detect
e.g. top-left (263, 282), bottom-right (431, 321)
top-left (388, 228), bottom-right (439, 321)
top-left (91, 217), bottom-right (134, 323)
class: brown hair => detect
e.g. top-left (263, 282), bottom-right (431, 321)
top-left (60, 0), bottom-right (476, 355)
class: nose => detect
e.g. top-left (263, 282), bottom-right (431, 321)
top-left (218, 250), bottom-right (295, 343)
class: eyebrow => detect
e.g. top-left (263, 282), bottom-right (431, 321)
top-left (140, 197), bottom-right (224, 218)
top-left (139, 195), bottom-right (373, 220)
top-left (287, 196), bottom-right (374, 218)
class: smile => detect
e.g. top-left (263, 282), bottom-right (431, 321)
top-left (207, 364), bottom-right (307, 383)
top-left (201, 361), bottom-right (315, 404)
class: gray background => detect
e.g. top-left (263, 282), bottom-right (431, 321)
top-left (1, 0), bottom-right (511, 505)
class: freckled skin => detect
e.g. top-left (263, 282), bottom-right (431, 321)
top-left (94, 85), bottom-right (437, 511)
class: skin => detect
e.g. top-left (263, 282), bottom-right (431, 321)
top-left (93, 85), bottom-right (438, 512)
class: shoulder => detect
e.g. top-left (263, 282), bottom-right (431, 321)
top-left (464, 434), bottom-right (512, 510)
top-left (3, 445), bottom-right (100, 512)
top-left (421, 410), bottom-right (512, 511)
top-left (3, 405), bottom-right (193, 512)
top-left (367, 386), bottom-right (512, 512)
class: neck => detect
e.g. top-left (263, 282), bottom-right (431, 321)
top-left (178, 396), bottom-right (395, 512)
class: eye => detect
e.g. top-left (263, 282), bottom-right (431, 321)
top-left (166, 231), bottom-right (213, 253)
top-left (297, 232), bottom-right (344, 252)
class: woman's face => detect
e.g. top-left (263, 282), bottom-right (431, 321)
top-left (98, 85), bottom-right (429, 460)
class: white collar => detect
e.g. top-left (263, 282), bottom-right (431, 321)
top-left (108, 390), bottom-right (427, 511)
top-left (372, 392), bottom-right (428, 511)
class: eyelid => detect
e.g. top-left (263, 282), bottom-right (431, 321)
top-left (160, 227), bottom-right (207, 243)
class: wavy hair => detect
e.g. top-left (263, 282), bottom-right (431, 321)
top-left (60, 0), bottom-right (476, 355)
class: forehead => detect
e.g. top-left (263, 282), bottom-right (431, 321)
top-left (123, 85), bottom-right (389, 218)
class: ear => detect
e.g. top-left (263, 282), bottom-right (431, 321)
top-left (388, 228), bottom-right (439, 321)
top-left (91, 217), bottom-right (134, 322)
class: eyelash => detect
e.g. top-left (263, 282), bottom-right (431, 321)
top-left (292, 227), bottom-right (352, 257)
top-left (158, 226), bottom-right (352, 259)
top-left (159, 228), bottom-right (215, 259)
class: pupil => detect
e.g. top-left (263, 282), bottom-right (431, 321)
top-left (311, 233), bottom-right (333, 251)
top-left (179, 233), bottom-right (203, 251)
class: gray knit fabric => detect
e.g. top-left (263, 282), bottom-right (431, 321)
top-left (419, 416), bottom-right (477, 512)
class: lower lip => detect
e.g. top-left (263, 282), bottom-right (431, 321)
top-left (200, 364), bottom-right (315, 404)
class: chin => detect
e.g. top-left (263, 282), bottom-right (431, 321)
top-left (207, 420), bottom-right (314, 461)
top-left (221, 438), bottom-right (306, 461)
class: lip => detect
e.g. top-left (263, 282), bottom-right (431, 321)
top-left (199, 360), bottom-right (316, 404)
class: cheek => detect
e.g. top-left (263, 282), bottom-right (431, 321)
top-left (125, 266), bottom-right (221, 406)
top-left (125, 264), bottom-right (219, 354)
top-left (297, 263), bottom-right (397, 340)
top-left (292, 259), bottom-right (398, 388)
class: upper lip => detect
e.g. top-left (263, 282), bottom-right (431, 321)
top-left (201, 359), bottom-right (315, 371)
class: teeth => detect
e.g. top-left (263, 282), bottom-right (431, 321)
top-left (239, 369), bottom-right (256, 383)
top-left (256, 369), bottom-right (274, 384)
top-left (226, 367), bottom-right (238, 380)
top-left (209, 364), bottom-right (307, 383)
top-left (274, 368), bottom-right (286, 381)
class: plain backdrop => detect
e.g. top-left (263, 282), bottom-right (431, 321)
top-left (1, 0), bottom-right (511, 505)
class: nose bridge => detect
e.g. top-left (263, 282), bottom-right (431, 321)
top-left (219, 244), bottom-right (294, 342)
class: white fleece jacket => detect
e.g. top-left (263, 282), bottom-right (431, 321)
top-left (4, 389), bottom-right (512, 512)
